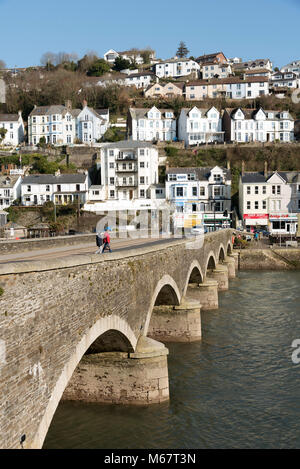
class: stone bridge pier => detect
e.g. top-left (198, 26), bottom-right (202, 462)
top-left (0, 230), bottom-right (235, 449)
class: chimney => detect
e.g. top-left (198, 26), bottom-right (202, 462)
top-left (165, 161), bottom-right (169, 171)
top-left (227, 160), bottom-right (231, 170)
top-left (65, 99), bottom-right (72, 110)
top-left (241, 160), bottom-right (245, 176)
top-left (55, 169), bottom-right (61, 177)
top-left (264, 160), bottom-right (268, 178)
top-left (82, 99), bottom-right (88, 108)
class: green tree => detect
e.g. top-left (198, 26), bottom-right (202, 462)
top-left (113, 57), bottom-right (132, 71)
top-left (176, 41), bottom-right (189, 58)
top-left (87, 59), bottom-right (111, 77)
top-left (0, 127), bottom-right (7, 143)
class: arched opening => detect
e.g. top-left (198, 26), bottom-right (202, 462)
top-left (206, 254), bottom-right (216, 275)
top-left (188, 266), bottom-right (203, 285)
top-left (86, 329), bottom-right (134, 354)
top-left (227, 243), bottom-right (232, 255)
top-left (154, 284), bottom-right (180, 306)
top-left (218, 247), bottom-right (225, 263)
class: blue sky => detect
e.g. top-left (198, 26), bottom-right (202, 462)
top-left (0, 0), bottom-right (299, 68)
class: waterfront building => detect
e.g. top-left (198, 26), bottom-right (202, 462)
top-left (127, 106), bottom-right (176, 142)
top-left (0, 174), bottom-right (22, 209)
top-left (0, 112), bottom-right (25, 146)
top-left (84, 141), bottom-right (165, 213)
top-left (75, 101), bottom-right (109, 144)
top-left (239, 164), bottom-right (300, 235)
top-left (165, 165), bottom-right (231, 231)
top-left (178, 106), bottom-right (224, 146)
top-left (21, 170), bottom-right (90, 206)
top-left (223, 107), bottom-right (295, 143)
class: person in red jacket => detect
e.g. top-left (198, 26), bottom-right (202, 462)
top-left (102, 230), bottom-right (112, 253)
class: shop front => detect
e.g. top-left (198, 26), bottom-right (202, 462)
top-left (269, 214), bottom-right (298, 235)
top-left (243, 214), bottom-right (269, 232)
top-left (203, 213), bottom-right (231, 232)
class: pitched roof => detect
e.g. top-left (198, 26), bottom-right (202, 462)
top-left (241, 171), bottom-right (300, 183)
top-left (128, 107), bottom-right (175, 120)
top-left (22, 174), bottom-right (87, 184)
top-left (186, 76), bottom-right (269, 86)
top-left (100, 140), bottom-right (156, 149)
top-left (224, 107), bottom-right (293, 120)
top-left (0, 175), bottom-right (21, 187)
top-left (166, 166), bottom-right (231, 181)
top-left (0, 114), bottom-right (19, 122)
top-left (29, 105), bottom-right (80, 117)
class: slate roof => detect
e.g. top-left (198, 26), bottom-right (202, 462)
top-left (166, 167), bottom-right (231, 181)
top-left (22, 174), bottom-right (87, 184)
top-left (0, 114), bottom-right (19, 122)
top-left (29, 105), bottom-right (81, 117)
top-left (128, 107), bottom-right (175, 120)
top-left (224, 108), bottom-right (294, 121)
top-left (241, 171), bottom-right (300, 183)
top-left (0, 175), bottom-right (20, 187)
top-left (100, 140), bottom-right (156, 149)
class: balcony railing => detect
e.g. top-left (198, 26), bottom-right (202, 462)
top-left (115, 164), bottom-right (138, 172)
top-left (116, 179), bottom-right (138, 187)
top-left (116, 152), bottom-right (137, 161)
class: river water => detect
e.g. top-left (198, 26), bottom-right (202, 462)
top-left (43, 271), bottom-right (300, 449)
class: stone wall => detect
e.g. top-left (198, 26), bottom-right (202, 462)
top-left (0, 233), bottom-right (96, 254)
top-left (239, 248), bottom-right (300, 270)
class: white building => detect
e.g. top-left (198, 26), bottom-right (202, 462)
top-left (84, 141), bottom-right (164, 212)
top-left (76, 101), bottom-right (109, 144)
top-left (127, 106), bottom-right (176, 142)
top-left (223, 107), bottom-right (295, 143)
top-left (0, 112), bottom-right (24, 146)
top-left (225, 76), bottom-right (269, 99)
top-left (153, 59), bottom-right (200, 79)
top-left (178, 106), bottom-right (224, 146)
top-left (103, 49), bottom-right (156, 65)
top-left (239, 167), bottom-right (300, 235)
top-left (28, 102), bottom-right (109, 145)
top-left (280, 60), bottom-right (300, 78)
top-left (270, 71), bottom-right (299, 89)
top-left (123, 71), bottom-right (157, 89)
top-left (0, 174), bottom-right (22, 209)
top-left (165, 166), bottom-right (231, 231)
top-left (21, 171), bottom-right (90, 206)
top-left (201, 62), bottom-right (232, 79)
top-left (232, 58), bottom-right (273, 72)
top-left (28, 104), bottom-right (77, 145)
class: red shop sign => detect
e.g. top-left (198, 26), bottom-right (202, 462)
top-left (243, 214), bottom-right (269, 219)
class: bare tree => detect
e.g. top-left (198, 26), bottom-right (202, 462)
top-left (40, 52), bottom-right (56, 69)
top-left (0, 60), bottom-right (6, 70)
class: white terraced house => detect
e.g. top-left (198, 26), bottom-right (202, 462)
top-left (270, 71), bottom-right (299, 89)
top-left (103, 49), bottom-right (156, 65)
top-left (28, 104), bottom-right (77, 145)
top-left (200, 62), bottom-right (233, 79)
top-left (28, 101), bottom-right (109, 145)
top-left (153, 59), bottom-right (200, 79)
top-left (0, 174), bottom-right (22, 209)
top-left (0, 112), bottom-right (24, 146)
top-left (127, 106), bottom-right (176, 142)
top-left (76, 101), bottom-right (109, 143)
top-left (222, 107), bottom-right (295, 143)
top-left (21, 171), bottom-right (90, 206)
top-left (178, 106), bottom-right (224, 146)
top-left (239, 167), bottom-right (300, 235)
top-left (165, 166), bottom-right (231, 231)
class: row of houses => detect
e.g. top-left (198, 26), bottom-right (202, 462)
top-left (127, 105), bottom-right (295, 145)
top-left (1, 140), bottom-right (299, 236)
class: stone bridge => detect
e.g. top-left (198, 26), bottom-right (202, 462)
top-left (0, 229), bottom-right (236, 449)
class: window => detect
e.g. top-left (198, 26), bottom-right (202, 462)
top-left (109, 162), bottom-right (114, 169)
top-left (57, 185), bottom-right (61, 192)
top-left (247, 186), bottom-right (251, 195)
top-left (46, 185), bottom-right (50, 192)
top-left (188, 173), bottom-right (195, 181)
top-left (140, 176), bottom-right (145, 184)
top-left (247, 201), bottom-right (251, 210)
top-left (176, 187), bottom-right (184, 197)
top-left (192, 187), bottom-right (197, 196)
top-left (27, 185), bottom-right (31, 192)
top-left (140, 189), bottom-right (145, 198)
top-left (200, 187), bottom-right (205, 196)
top-left (262, 186), bottom-right (266, 194)
top-left (262, 200), bottom-right (266, 209)
top-left (255, 201), bottom-right (259, 209)
top-left (109, 150), bottom-right (114, 156)
top-left (140, 149), bottom-right (145, 156)
top-left (76, 184), bottom-right (80, 191)
top-left (169, 174), bottom-right (176, 181)
top-left (110, 190), bottom-right (115, 198)
top-left (277, 185), bottom-right (281, 195)
top-left (255, 186), bottom-right (259, 194)
top-left (140, 162), bottom-right (145, 168)
top-left (110, 177), bottom-right (114, 185)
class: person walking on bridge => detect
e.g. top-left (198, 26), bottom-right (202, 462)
top-left (102, 229), bottom-right (112, 253)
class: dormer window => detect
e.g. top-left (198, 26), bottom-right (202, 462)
top-left (213, 174), bottom-right (222, 182)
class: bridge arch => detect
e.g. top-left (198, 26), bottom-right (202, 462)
top-left (144, 275), bottom-right (181, 335)
top-left (205, 251), bottom-right (217, 276)
top-left (183, 260), bottom-right (204, 296)
top-left (32, 315), bottom-right (137, 449)
top-left (227, 241), bottom-right (232, 255)
top-left (218, 244), bottom-right (226, 263)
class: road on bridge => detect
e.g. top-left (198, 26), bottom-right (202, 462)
top-left (0, 236), bottom-right (179, 264)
